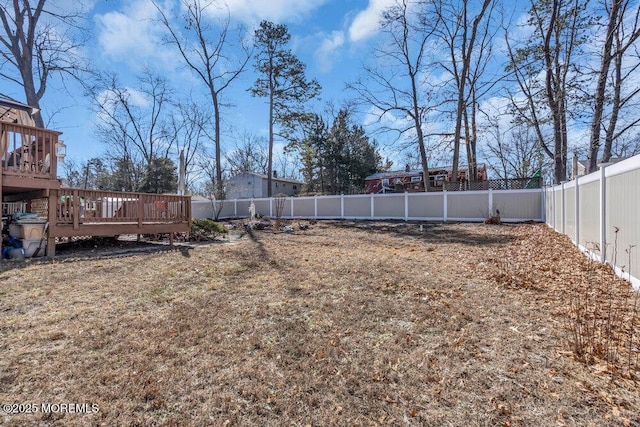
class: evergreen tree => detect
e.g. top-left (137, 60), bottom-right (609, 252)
top-left (250, 21), bottom-right (321, 197)
top-left (292, 109), bottom-right (382, 195)
top-left (139, 157), bottom-right (178, 194)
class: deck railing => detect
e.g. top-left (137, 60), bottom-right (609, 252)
top-left (54, 188), bottom-right (191, 227)
top-left (1, 122), bottom-right (60, 180)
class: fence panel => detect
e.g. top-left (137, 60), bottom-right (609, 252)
top-left (407, 193), bottom-right (444, 219)
top-left (544, 154), bottom-right (640, 288)
top-left (317, 196), bottom-right (342, 218)
top-left (197, 190), bottom-right (543, 223)
top-left (564, 185), bottom-right (576, 240)
top-left (447, 192), bottom-right (489, 220)
top-left (292, 198), bottom-right (315, 217)
top-left (578, 180), bottom-right (600, 249)
top-left (493, 190), bottom-right (544, 221)
top-left (606, 167), bottom-right (640, 270)
top-left (374, 193), bottom-right (405, 219)
top-left (553, 189), bottom-right (563, 231)
top-left (343, 195), bottom-right (370, 218)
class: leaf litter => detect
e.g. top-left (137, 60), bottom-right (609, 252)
top-left (0, 221), bottom-right (639, 426)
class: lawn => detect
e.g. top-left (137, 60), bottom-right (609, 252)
top-left (0, 221), bottom-right (639, 426)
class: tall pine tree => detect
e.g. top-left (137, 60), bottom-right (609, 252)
top-left (250, 21), bottom-right (321, 196)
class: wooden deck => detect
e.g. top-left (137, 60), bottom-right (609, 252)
top-left (2, 121), bottom-right (191, 257)
top-left (1, 122), bottom-right (61, 194)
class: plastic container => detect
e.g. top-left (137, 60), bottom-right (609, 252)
top-left (21, 239), bottom-right (46, 257)
top-left (8, 248), bottom-right (25, 259)
top-left (12, 212), bottom-right (41, 221)
top-left (9, 223), bottom-right (46, 240)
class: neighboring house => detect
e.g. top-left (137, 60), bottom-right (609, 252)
top-left (364, 164), bottom-right (488, 194)
top-left (572, 155), bottom-right (627, 179)
top-left (225, 172), bottom-right (304, 199)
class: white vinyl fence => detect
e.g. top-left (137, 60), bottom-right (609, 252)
top-left (545, 155), bottom-right (640, 289)
top-left (192, 188), bottom-right (544, 224)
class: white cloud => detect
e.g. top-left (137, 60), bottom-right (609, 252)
top-left (96, 87), bottom-right (149, 121)
top-left (95, 1), bottom-right (174, 69)
top-left (212, 0), bottom-right (328, 24)
top-left (348, 0), bottom-right (397, 43)
top-left (315, 31), bottom-right (345, 73)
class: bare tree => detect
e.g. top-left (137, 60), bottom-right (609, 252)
top-left (587, 0), bottom-right (624, 172)
top-left (164, 98), bottom-right (212, 192)
top-left (225, 131), bottom-right (268, 176)
top-left (91, 69), bottom-right (174, 191)
top-left (610, 131), bottom-right (640, 158)
top-left (481, 109), bottom-right (547, 180)
top-left (0, 0), bottom-right (89, 127)
top-left (584, 0), bottom-right (640, 170)
top-left (600, 0), bottom-right (640, 165)
top-left (506, 0), bottom-right (589, 183)
top-left (348, 0), bottom-right (437, 191)
top-left (431, 0), bottom-right (494, 182)
top-left (154, 0), bottom-right (252, 200)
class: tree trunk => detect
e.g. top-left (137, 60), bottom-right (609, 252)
top-left (587, 0), bottom-right (621, 173)
top-left (267, 62), bottom-right (274, 198)
top-left (450, 0), bottom-right (491, 183)
top-left (213, 93), bottom-right (224, 199)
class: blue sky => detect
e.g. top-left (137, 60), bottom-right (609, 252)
top-left (7, 0), bottom-right (623, 183)
top-left (2, 0), bottom-right (409, 169)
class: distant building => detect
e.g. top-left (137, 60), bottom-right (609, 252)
top-left (364, 164), bottom-right (487, 193)
top-left (572, 155), bottom-right (627, 179)
top-left (225, 172), bottom-right (304, 199)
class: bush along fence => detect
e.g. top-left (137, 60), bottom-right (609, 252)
top-left (192, 188), bottom-right (545, 225)
top-left (545, 154), bottom-right (640, 289)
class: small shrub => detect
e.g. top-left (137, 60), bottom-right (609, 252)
top-left (190, 218), bottom-right (228, 242)
top-left (484, 215), bottom-right (501, 225)
top-left (483, 209), bottom-right (501, 225)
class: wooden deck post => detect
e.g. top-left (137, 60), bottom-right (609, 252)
top-left (138, 196), bottom-right (143, 229)
top-left (72, 189), bottom-right (80, 230)
top-left (46, 190), bottom-right (57, 257)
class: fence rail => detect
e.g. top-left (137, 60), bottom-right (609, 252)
top-left (545, 155), bottom-right (640, 289)
top-left (192, 188), bottom-right (544, 224)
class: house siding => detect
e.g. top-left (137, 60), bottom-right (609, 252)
top-left (226, 172), bottom-right (303, 199)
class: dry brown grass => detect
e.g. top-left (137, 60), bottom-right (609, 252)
top-left (1, 221), bottom-right (639, 426)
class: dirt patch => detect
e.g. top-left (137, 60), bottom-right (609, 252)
top-left (0, 221), bottom-right (638, 426)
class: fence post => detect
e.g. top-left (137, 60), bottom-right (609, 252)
top-left (599, 163), bottom-right (612, 262)
top-left (552, 186), bottom-right (557, 230)
top-left (560, 181), bottom-right (567, 234)
top-left (549, 188), bottom-right (553, 228)
top-left (234, 199), bottom-right (237, 218)
top-left (404, 191), bottom-right (409, 221)
top-left (443, 188), bottom-right (448, 222)
top-left (575, 178), bottom-right (580, 246)
top-left (341, 194), bottom-right (345, 218)
top-left (290, 197), bottom-right (294, 219)
top-left (314, 195), bottom-right (318, 219)
top-left (488, 188), bottom-right (493, 216)
top-left (269, 197), bottom-right (273, 218)
top-left (370, 193), bottom-right (374, 219)
top-left (540, 187), bottom-right (547, 223)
